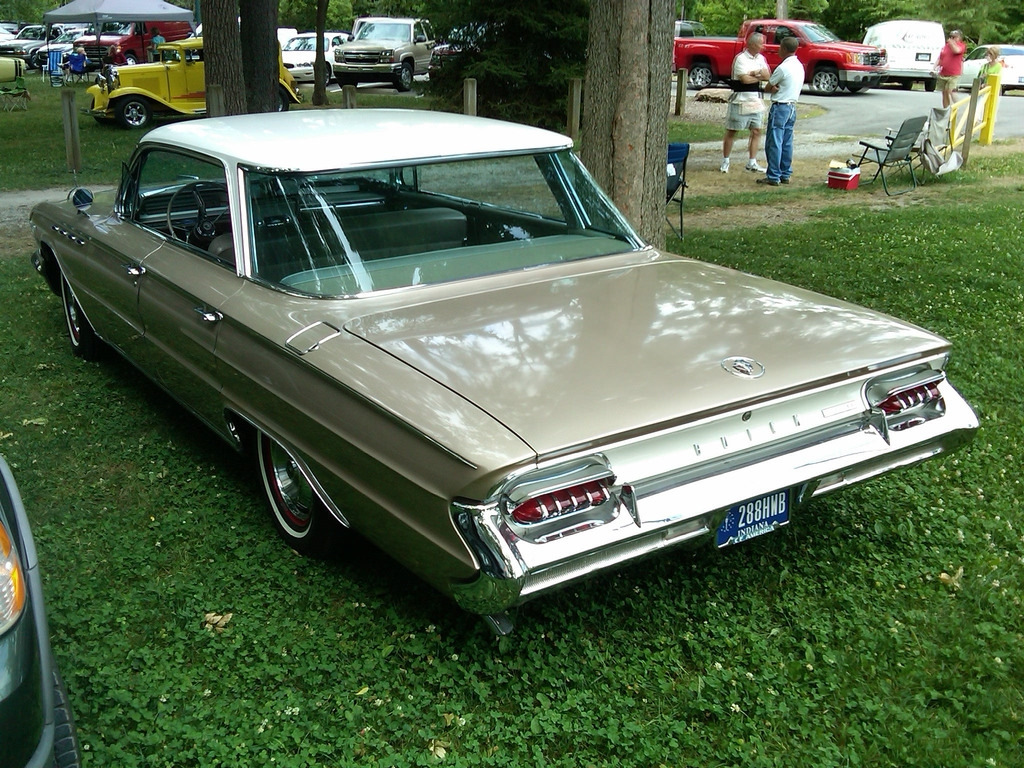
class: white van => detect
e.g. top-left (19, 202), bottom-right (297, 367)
top-left (863, 19), bottom-right (944, 91)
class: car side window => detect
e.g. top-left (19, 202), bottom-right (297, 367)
top-left (776, 26), bottom-right (795, 42)
top-left (128, 149), bottom-right (234, 266)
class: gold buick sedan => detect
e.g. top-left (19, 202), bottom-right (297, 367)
top-left (30, 110), bottom-right (977, 634)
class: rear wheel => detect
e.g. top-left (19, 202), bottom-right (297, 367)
top-left (688, 62), bottom-right (714, 89)
top-left (256, 431), bottom-right (338, 555)
top-left (811, 65), bottom-right (840, 95)
top-left (924, 79), bottom-right (936, 93)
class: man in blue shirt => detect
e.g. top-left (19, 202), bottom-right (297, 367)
top-left (758, 35), bottom-right (805, 186)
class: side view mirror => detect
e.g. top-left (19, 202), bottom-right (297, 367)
top-left (415, 34), bottom-right (426, 43)
top-left (69, 187), bottom-right (93, 213)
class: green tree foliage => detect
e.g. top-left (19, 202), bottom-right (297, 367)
top-left (685, 0), bottom-right (828, 35)
top-left (279, 0), bottom-right (354, 32)
top-left (350, 0), bottom-right (426, 19)
top-left (819, 0), bottom-right (927, 40)
top-left (422, 0), bottom-right (587, 129)
top-left (2, 0), bottom-right (58, 22)
top-left (926, 0), bottom-right (1017, 44)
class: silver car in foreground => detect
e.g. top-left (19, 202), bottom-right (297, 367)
top-left (30, 110), bottom-right (977, 633)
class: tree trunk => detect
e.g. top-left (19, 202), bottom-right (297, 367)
top-left (581, 0), bottom-right (672, 249)
top-left (239, 0), bottom-right (280, 114)
top-left (201, 0), bottom-right (245, 116)
top-left (312, 0), bottom-right (329, 106)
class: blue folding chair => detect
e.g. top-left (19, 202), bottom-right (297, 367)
top-left (47, 49), bottom-right (64, 87)
top-left (666, 142), bottom-right (689, 237)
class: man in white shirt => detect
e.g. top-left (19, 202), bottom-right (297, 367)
top-left (758, 35), bottom-right (805, 186)
top-left (720, 33), bottom-right (771, 174)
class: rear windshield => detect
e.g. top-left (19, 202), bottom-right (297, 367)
top-left (244, 150), bottom-right (642, 297)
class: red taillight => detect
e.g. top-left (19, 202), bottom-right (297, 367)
top-left (509, 480), bottom-right (611, 525)
top-left (877, 381), bottom-right (942, 415)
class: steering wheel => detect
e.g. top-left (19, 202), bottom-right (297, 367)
top-left (166, 181), bottom-right (228, 245)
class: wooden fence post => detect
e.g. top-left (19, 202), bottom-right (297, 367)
top-left (567, 78), bottom-right (582, 141)
top-left (341, 84), bottom-right (357, 109)
top-left (674, 69), bottom-right (687, 117)
top-left (463, 78), bottom-right (477, 116)
top-left (61, 89), bottom-right (82, 174)
top-left (962, 79), bottom-right (980, 167)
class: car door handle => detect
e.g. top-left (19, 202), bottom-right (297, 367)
top-left (122, 263), bottom-right (146, 277)
top-left (194, 307), bottom-right (223, 324)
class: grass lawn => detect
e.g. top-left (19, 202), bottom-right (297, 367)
top-left (0, 82), bottom-right (1022, 766)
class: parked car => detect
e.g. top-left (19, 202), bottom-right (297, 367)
top-left (427, 22), bottom-right (490, 76)
top-left (674, 18), bottom-right (887, 93)
top-left (31, 27), bottom-right (90, 70)
top-left (282, 31), bottom-right (349, 85)
top-left (863, 19), bottom-right (943, 91)
top-left (959, 44), bottom-right (1024, 93)
top-left (73, 19), bottom-right (192, 67)
top-left (87, 36), bottom-right (301, 128)
top-left (0, 455), bottom-right (83, 768)
top-left (673, 19), bottom-right (707, 38)
top-left (28, 110), bottom-right (978, 633)
top-left (0, 23), bottom-right (76, 68)
top-left (333, 17), bottom-right (434, 91)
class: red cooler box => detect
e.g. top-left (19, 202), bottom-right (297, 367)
top-left (827, 167), bottom-right (861, 190)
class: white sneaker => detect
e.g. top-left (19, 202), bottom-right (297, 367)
top-left (720, 158), bottom-right (730, 173)
top-left (745, 160), bottom-right (766, 173)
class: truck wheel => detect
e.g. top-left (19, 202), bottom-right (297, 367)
top-left (924, 79), bottom-right (936, 93)
top-left (115, 97), bottom-right (152, 128)
top-left (123, 52), bottom-right (138, 66)
top-left (688, 62), bottom-right (714, 89)
top-left (395, 60), bottom-right (414, 92)
top-left (811, 65), bottom-right (840, 95)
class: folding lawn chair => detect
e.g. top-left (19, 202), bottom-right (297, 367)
top-left (856, 115), bottom-right (927, 196)
top-left (0, 76), bottom-right (30, 111)
top-left (666, 142), bottom-right (689, 237)
top-left (47, 50), bottom-right (64, 87)
top-left (63, 51), bottom-right (88, 84)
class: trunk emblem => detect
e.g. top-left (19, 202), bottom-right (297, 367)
top-left (722, 356), bottom-right (765, 379)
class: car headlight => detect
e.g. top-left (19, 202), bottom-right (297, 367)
top-left (0, 520), bottom-right (26, 635)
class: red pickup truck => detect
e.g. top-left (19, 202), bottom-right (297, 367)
top-left (674, 19), bottom-right (886, 95)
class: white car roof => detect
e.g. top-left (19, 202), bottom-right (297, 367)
top-left (288, 31), bottom-right (347, 39)
top-left (141, 110), bottom-right (573, 171)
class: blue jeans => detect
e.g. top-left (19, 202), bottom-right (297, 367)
top-left (764, 102), bottom-right (796, 182)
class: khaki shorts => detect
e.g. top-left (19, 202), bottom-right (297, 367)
top-left (937, 74), bottom-right (959, 91)
top-left (725, 101), bottom-right (764, 131)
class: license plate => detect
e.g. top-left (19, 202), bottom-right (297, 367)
top-left (916, 52), bottom-right (932, 62)
top-left (716, 489), bottom-right (790, 547)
